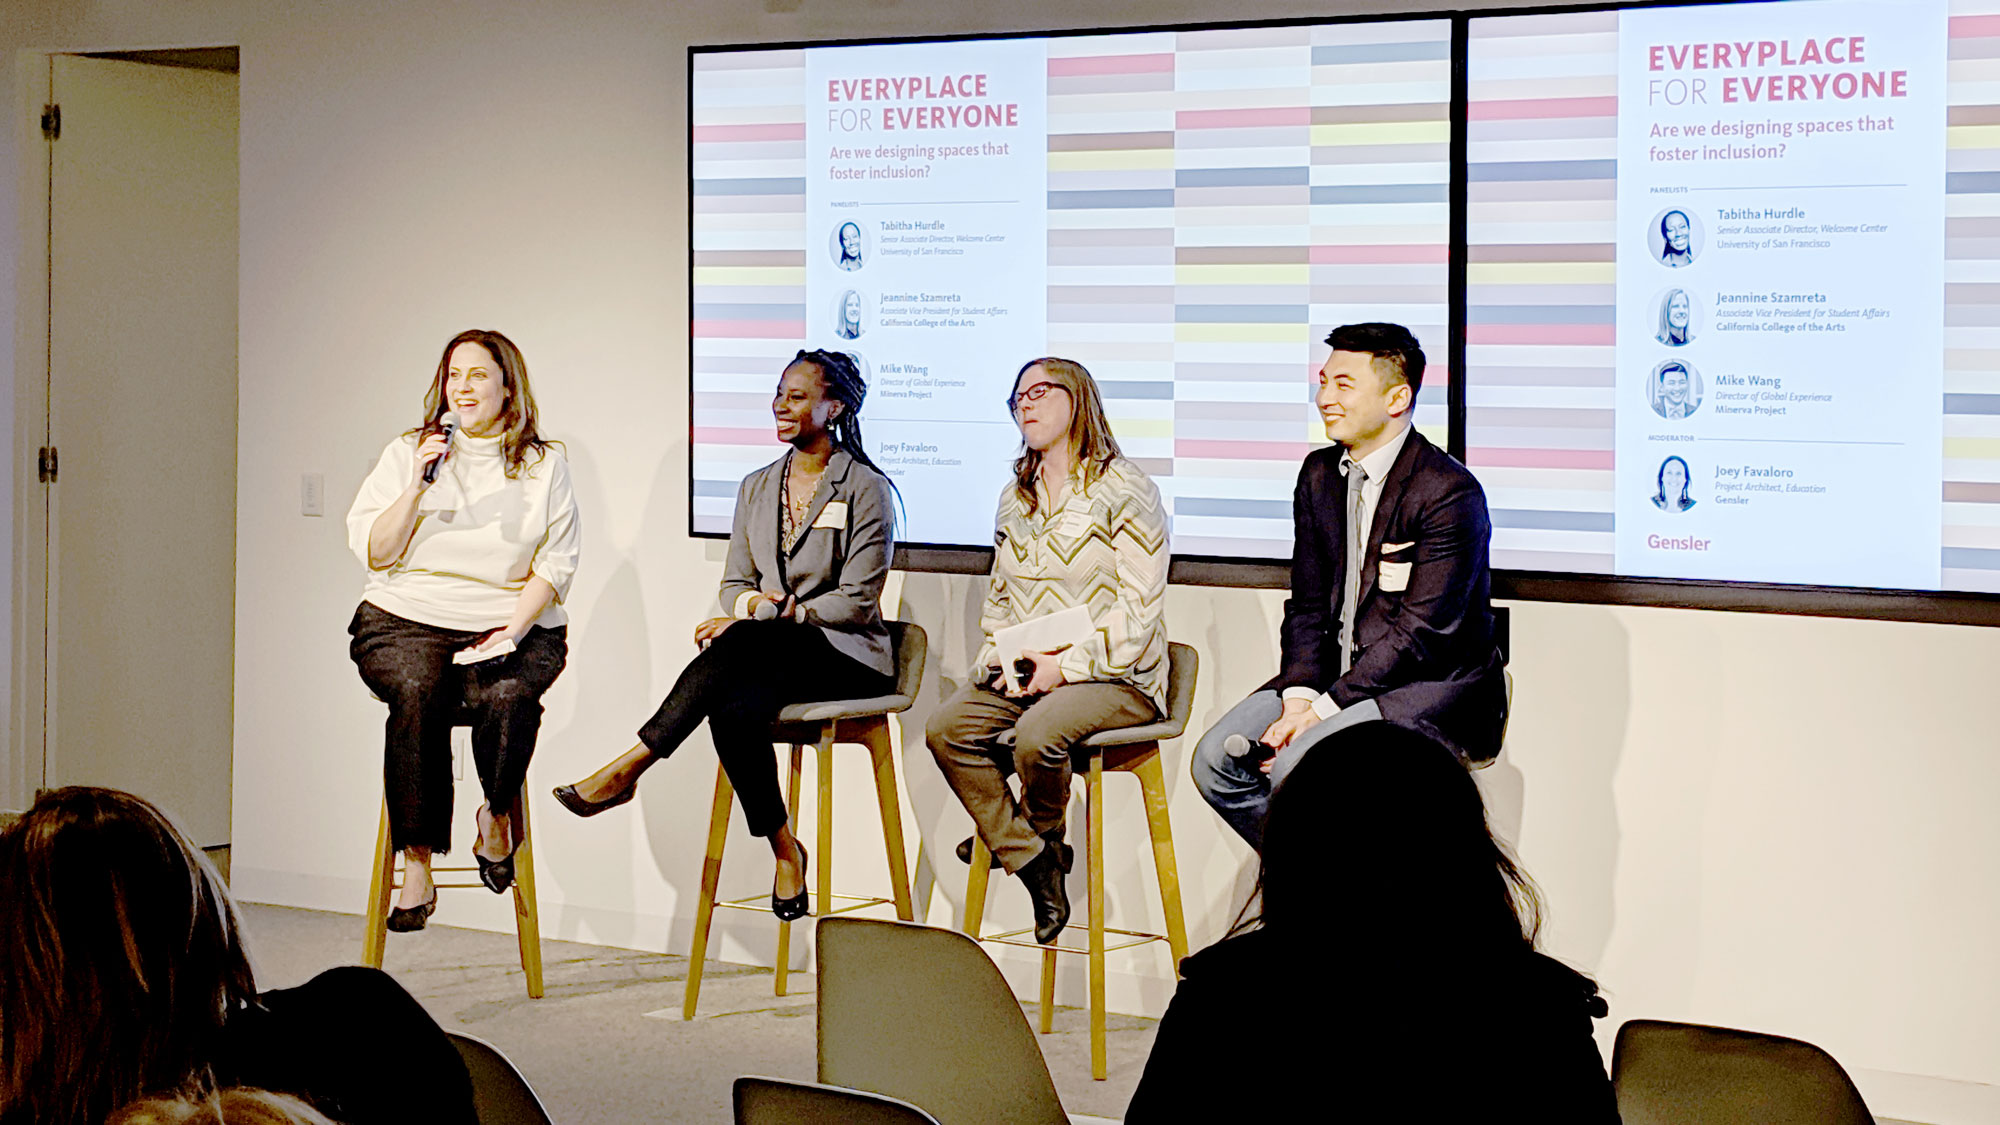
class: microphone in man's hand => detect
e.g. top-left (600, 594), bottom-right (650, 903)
top-left (752, 596), bottom-right (779, 621)
top-left (1222, 733), bottom-right (1280, 765)
top-left (422, 412), bottom-right (460, 485)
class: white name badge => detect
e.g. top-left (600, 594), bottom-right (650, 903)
top-left (1056, 508), bottom-right (1094, 538)
top-left (812, 501), bottom-right (849, 530)
top-left (1379, 560), bottom-right (1413, 592)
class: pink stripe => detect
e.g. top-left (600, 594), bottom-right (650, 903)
top-left (694, 427), bottom-right (785, 447)
top-left (1951, 14), bottom-right (2000, 38)
top-left (1049, 53), bottom-right (1174, 77)
top-left (691, 320), bottom-right (806, 339)
top-left (1465, 323), bottom-right (1614, 346)
top-left (1176, 107), bottom-right (1311, 130)
top-left (1311, 243), bottom-right (1449, 265)
top-left (1469, 447), bottom-right (1614, 471)
top-left (1177, 439), bottom-right (1311, 462)
top-left (1468, 96), bottom-right (1618, 121)
top-left (693, 123), bottom-right (806, 143)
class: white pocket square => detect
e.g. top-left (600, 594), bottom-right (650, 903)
top-left (1379, 560), bottom-right (1413, 592)
top-left (1382, 541), bottom-right (1414, 554)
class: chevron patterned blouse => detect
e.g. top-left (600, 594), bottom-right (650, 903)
top-left (974, 456), bottom-right (1170, 715)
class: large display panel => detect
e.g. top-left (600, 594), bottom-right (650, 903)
top-left (692, 20), bottom-right (1453, 557)
top-left (1466, 0), bottom-right (2000, 595)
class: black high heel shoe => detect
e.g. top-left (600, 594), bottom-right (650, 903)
top-left (553, 780), bottom-right (637, 818)
top-left (476, 848), bottom-right (517, 894)
top-left (386, 887), bottom-right (438, 933)
top-left (772, 844), bottom-right (810, 921)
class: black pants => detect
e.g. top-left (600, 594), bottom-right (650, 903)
top-left (349, 602), bottom-right (568, 853)
top-left (638, 619), bottom-right (893, 837)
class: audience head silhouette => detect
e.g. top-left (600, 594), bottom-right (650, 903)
top-left (108, 1089), bottom-right (338, 1125)
top-left (1257, 721), bottom-right (1540, 951)
top-left (0, 787), bottom-right (257, 1125)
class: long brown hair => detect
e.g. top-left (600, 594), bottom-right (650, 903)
top-left (0, 788), bottom-right (258, 1125)
top-left (1010, 357), bottom-right (1122, 516)
top-left (108, 1089), bottom-right (338, 1125)
top-left (408, 328), bottom-right (556, 477)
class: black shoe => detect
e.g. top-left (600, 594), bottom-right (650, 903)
top-left (1018, 843), bottom-right (1070, 945)
top-left (476, 848), bottom-right (516, 894)
top-left (553, 780), bottom-right (637, 818)
top-left (773, 844), bottom-right (810, 922)
top-left (386, 887), bottom-right (438, 933)
top-left (958, 832), bottom-right (1073, 871)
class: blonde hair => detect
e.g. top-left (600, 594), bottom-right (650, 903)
top-left (1010, 357), bottom-right (1122, 516)
top-left (107, 1089), bottom-right (338, 1125)
top-left (408, 328), bottom-right (556, 478)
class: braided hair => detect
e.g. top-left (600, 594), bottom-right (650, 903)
top-left (791, 349), bottom-right (902, 525)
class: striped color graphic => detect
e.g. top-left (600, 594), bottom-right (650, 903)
top-left (1945, 1), bottom-right (2000, 592)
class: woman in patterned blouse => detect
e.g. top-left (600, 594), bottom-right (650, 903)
top-left (926, 357), bottom-right (1170, 944)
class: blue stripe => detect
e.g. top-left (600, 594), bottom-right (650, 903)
top-left (1176, 305), bottom-right (1308, 324)
top-left (693, 303), bottom-right (806, 320)
top-left (1098, 381), bottom-right (1175, 400)
top-left (1310, 183), bottom-right (1448, 205)
top-left (1176, 166), bottom-right (1310, 189)
top-left (1313, 41), bottom-right (1451, 65)
top-left (1176, 498), bottom-right (1291, 520)
top-left (1491, 508), bottom-right (1615, 533)
top-left (1467, 160), bottom-right (1617, 183)
top-left (1468, 305), bottom-right (1617, 325)
top-left (693, 176), bottom-right (806, 196)
top-left (1943, 547), bottom-right (2000, 569)
top-left (1946, 171), bottom-right (2000, 195)
top-left (1944, 393), bottom-right (2000, 415)
top-left (1048, 188), bottom-right (1177, 210)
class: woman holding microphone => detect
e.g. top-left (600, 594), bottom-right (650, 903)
top-left (553, 349), bottom-right (896, 920)
top-left (346, 329), bottom-right (579, 931)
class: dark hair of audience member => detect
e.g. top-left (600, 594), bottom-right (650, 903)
top-left (108, 1089), bottom-right (339, 1125)
top-left (1243, 721), bottom-right (1541, 951)
top-left (0, 787), bottom-right (258, 1125)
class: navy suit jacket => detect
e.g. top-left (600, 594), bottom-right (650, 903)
top-left (1263, 428), bottom-right (1507, 763)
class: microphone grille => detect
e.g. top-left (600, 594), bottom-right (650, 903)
top-left (752, 598), bottom-right (778, 621)
top-left (440, 411), bottom-right (461, 430)
top-left (1222, 733), bottom-right (1251, 758)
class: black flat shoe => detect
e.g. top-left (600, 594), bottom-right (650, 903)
top-left (386, 888), bottom-right (438, 933)
top-left (476, 849), bottom-right (516, 894)
top-left (553, 781), bottom-right (636, 818)
top-left (772, 844), bottom-right (810, 922)
top-left (958, 832), bottom-right (1072, 872)
top-left (1018, 843), bottom-right (1070, 945)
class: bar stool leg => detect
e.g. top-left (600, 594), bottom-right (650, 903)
top-left (1131, 748), bottom-right (1189, 969)
top-left (510, 796), bottom-right (544, 999)
top-left (1087, 756), bottom-right (1107, 1081)
top-left (362, 799), bottom-right (394, 968)
top-left (1039, 947), bottom-right (1058, 1034)
top-left (774, 743), bottom-right (805, 997)
top-left (865, 719), bottom-right (915, 921)
top-left (682, 766), bottom-right (735, 1020)
top-left (816, 723), bottom-right (835, 922)
top-left (964, 837), bottom-right (992, 937)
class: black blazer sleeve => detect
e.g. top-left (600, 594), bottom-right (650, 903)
top-left (1274, 451), bottom-right (1339, 694)
top-left (1331, 467), bottom-right (1492, 709)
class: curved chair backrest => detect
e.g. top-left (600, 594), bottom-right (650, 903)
top-left (1612, 1019), bottom-right (1874, 1125)
top-left (447, 1030), bottom-right (556, 1125)
top-left (735, 1076), bottom-right (942, 1125)
top-left (816, 917), bottom-right (1068, 1125)
top-left (1161, 641), bottom-right (1197, 735)
top-left (887, 620), bottom-right (928, 705)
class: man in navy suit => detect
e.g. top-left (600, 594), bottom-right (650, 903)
top-left (1191, 323), bottom-right (1506, 850)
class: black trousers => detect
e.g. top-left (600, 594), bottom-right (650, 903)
top-left (349, 602), bottom-right (568, 853)
top-left (638, 619), bottom-right (893, 837)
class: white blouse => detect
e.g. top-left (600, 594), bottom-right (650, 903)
top-left (345, 433), bottom-right (581, 632)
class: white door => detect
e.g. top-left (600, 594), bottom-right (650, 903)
top-left (43, 55), bottom-right (238, 845)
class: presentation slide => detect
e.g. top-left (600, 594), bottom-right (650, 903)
top-left (692, 21), bottom-right (1453, 556)
top-left (1466, 0), bottom-right (2000, 594)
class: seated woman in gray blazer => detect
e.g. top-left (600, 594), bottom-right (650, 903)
top-left (554, 349), bottom-right (897, 919)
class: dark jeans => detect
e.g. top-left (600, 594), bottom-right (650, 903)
top-left (349, 601), bottom-right (568, 853)
top-left (638, 618), bottom-right (893, 837)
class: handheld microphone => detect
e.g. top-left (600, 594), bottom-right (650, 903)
top-left (752, 596), bottom-right (779, 621)
top-left (422, 412), bottom-right (460, 485)
top-left (1222, 733), bottom-right (1280, 764)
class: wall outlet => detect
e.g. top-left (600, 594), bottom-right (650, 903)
top-left (300, 472), bottom-right (324, 517)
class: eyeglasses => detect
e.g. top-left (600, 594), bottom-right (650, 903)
top-left (1007, 381), bottom-right (1067, 415)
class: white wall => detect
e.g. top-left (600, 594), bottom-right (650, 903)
top-left (4, 0), bottom-right (1998, 1120)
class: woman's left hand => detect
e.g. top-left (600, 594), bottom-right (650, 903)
top-left (1009, 649), bottom-right (1066, 697)
top-left (463, 627), bottom-right (524, 658)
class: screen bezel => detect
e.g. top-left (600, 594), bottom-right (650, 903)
top-left (687, 0), bottom-right (2000, 627)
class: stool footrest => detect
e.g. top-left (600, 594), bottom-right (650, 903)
top-left (716, 891), bottom-right (896, 917)
top-left (975, 926), bottom-right (1167, 956)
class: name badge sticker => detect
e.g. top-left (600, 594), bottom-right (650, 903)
top-left (1057, 508), bottom-right (1094, 538)
top-left (812, 501), bottom-right (850, 530)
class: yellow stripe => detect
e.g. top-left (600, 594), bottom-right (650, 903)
top-left (1175, 322), bottom-right (1312, 343)
top-left (1109, 418), bottom-right (1174, 440)
top-left (1047, 148), bottom-right (1174, 172)
top-left (1466, 261), bottom-right (1616, 285)
top-left (693, 266), bottom-right (807, 286)
top-left (1945, 436), bottom-right (2000, 461)
top-left (1947, 124), bottom-right (2000, 150)
top-left (1173, 263), bottom-right (1312, 285)
top-left (1309, 120), bottom-right (1451, 147)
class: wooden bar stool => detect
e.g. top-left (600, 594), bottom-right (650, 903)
top-left (360, 701), bottom-right (545, 999)
top-left (962, 642), bottom-right (1197, 1080)
top-left (682, 621), bottom-right (927, 1019)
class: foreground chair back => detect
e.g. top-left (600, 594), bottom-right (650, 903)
top-left (1612, 1018), bottom-right (1874, 1125)
top-left (447, 1030), bottom-right (556, 1125)
top-left (817, 916), bottom-right (1068, 1125)
top-left (734, 1076), bottom-right (941, 1125)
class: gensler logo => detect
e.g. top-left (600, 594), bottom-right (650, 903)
top-left (1648, 534), bottom-right (1711, 551)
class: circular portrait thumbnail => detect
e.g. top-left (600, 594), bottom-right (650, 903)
top-left (1649, 207), bottom-right (1702, 268)
top-left (1652, 455), bottom-right (1696, 513)
top-left (1654, 287), bottom-right (1697, 347)
top-left (831, 220), bottom-right (866, 271)
top-left (1649, 359), bottom-right (1702, 420)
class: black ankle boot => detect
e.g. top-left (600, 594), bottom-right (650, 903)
top-left (1018, 842), bottom-right (1070, 945)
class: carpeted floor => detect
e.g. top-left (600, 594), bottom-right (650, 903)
top-left (239, 903), bottom-right (1153, 1123)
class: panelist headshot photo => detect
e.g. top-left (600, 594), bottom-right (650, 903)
top-left (835, 289), bottom-right (864, 340)
top-left (1652, 208), bottom-right (1698, 267)
top-left (832, 220), bottom-right (865, 271)
top-left (1653, 455), bottom-right (1696, 512)
top-left (1655, 288), bottom-right (1694, 346)
top-left (1650, 360), bottom-right (1702, 420)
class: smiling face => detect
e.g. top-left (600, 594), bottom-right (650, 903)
top-left (1661, 366), bottom-right (1690, 406)
top-left (446, 342), bottom-right (506, 436)
top-left (1012, 364), bottom-right (1074, 454)
top-left (842, 291), bottom-right (861, 324)
top-left (772, 360), bottom-right (842, 448)
top-left (840, 223), bottom-right (861, 259)
top-left (1317, 349), bottom-right (1411, 455)
top-left (1667, 291), bottom-right (1690, 329)
top-left (1662, 459), bottom-right (1688, 497)
top-left (1663, 212), bottom-right (1691, 254)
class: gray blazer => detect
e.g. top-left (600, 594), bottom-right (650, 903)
top-left (720, 450), bottom-right (895, 676)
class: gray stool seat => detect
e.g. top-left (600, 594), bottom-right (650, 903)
top-left (776, 692), bottom-right (915, 727)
